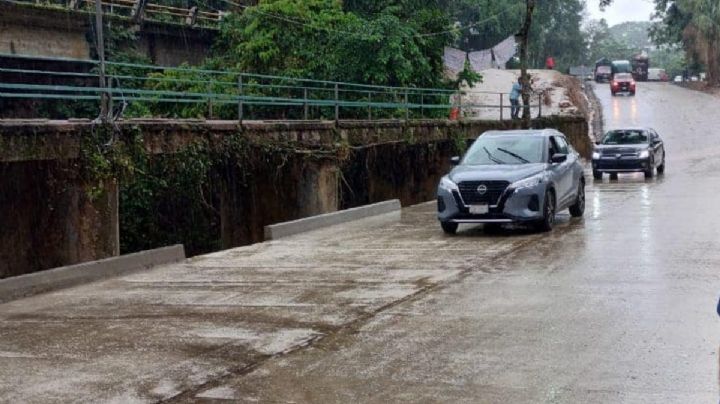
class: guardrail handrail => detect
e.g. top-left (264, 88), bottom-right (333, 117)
top-left (0, 53), bottom-right (548, 121)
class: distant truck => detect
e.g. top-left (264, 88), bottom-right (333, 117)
top-left (595, 58), bottom-right (612, 82)
top-left (595, 65), bottom-right (612, 82)
top-left (631, 54), bottom-right (650, 81)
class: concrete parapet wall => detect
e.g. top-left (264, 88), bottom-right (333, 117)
top-left (265, 200), bottom-right (401, 240)
top-left (0, 245), bottom-right (185, 303)
top-left (0, 117), bottom-right (591, 162)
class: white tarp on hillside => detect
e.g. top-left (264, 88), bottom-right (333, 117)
top-left (492, 36), bottom-right (517, 67)
top-left (443, 47), bottom-right (466, 77)
top-left (468, 50), bottom-right (493, 71)
top-left (443, 36), bottom-right (517, 77)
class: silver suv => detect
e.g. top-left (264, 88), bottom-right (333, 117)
top-left (437, 129), bottom-right (585, 233)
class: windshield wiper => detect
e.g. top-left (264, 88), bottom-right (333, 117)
top-left (483, 147), bottom-right (507, 165)
top-left (496, 147), bottom-right (530, 163)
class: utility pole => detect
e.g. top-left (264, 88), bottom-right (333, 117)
top-left (516, 0), bottom-right (535, 129)
top-left (95, 0), bottom-right (110, 122)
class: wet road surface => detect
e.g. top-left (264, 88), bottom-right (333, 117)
top-left (186, 82), bottom-right (720, 402)
top-left (1, 82), bottom-right (719, 403)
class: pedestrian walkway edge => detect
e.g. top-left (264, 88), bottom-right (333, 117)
top-left (264, 200), bottom-right (402, 240)
top-left (0, 245), bottom-right (186, 303)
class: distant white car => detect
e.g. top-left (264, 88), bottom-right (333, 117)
top-left (690, 76), bottom-right (699, 82)
top-left (648, 68), bottom-right (667, 81)
top-left (673, 75), bottom-right (683, 83)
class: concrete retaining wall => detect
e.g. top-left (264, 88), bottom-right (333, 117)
top-left (0, 116), bottom-right (590, 278)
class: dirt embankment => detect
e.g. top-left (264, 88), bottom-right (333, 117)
top-left (460, 69), bottom-right (591, 120)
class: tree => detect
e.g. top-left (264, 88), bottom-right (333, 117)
top-left (445, 0), bottom-right (586, 72)
top-left (585, 19), bottom-right (646, 63)
top-left (517, 0), bottom-right (535, 128)
top-left (681, 0), bottom-right (720, 84)
top-left (604, 0), bottom-right (720, 84)
top-left (527, 0), bottom-right (586, 71)
top-left (214, 0), bottom-right (452, 88)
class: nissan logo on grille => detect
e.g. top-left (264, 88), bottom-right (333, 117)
top-left (476, 185), bottom-right (488, 195)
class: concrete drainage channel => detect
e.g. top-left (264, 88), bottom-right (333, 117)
top-left (0, 200), bottom-right (402, 304)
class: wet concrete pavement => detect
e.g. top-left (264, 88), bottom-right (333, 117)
top-left (2, 82), bottom-right (720, 403)
top-left (182, 83), bottom-right (720, 402)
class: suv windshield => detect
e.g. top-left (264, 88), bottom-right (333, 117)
top-left (601, 130), bottom-right (648, 145)
top-left (463, 135), bottom-right (545, 165)
top-left (614, 73), bottom-right (633, 80)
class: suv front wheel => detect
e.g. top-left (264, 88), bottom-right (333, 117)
top-left (657, 156), bottom-right (666, 174)
top-left (644, 158), bottom-right (655, 178)
top-left (441, 221), bottom-right (458, 235)
top-left (569, 182), bottom-right (585, 217)
top-left (535, 190), bottom-right (556, 232)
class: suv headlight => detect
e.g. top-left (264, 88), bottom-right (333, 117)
top-left (638, 149), bottom-right (650, 159)
top-left (439, 176), bottom-right (459, 192)
top-left (592, 151), bottom-right (601, 160)
top-left (511, 174), bottom-right (545, 191)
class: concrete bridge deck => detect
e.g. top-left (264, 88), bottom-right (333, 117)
top-left (0, 202), bottom-right (539, 402)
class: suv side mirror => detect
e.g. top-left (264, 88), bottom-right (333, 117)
top-left (551, 153), bottom-right (567, 164)
top-left (450, 156), bottom-right (461, 166)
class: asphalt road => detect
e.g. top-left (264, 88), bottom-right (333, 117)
top-left (193, 82), bottom-right (720, 403)
top-left (1, 82), bottom-right (719, 403)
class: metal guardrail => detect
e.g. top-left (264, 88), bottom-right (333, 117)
top-left (10, 0), bottom-right (223, 26)
top-left (0, 53), bottom-right (547, 121)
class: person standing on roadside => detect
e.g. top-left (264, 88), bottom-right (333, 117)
top-left (509, 77), bottom-right (522, 120)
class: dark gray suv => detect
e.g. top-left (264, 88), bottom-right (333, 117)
top-left (437, 129), bottom-right (585, 233)
top-left (592, 128), bottom-right (666, 179)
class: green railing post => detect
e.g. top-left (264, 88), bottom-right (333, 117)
top-left (500, 93), bottom-right (504, 121)
top-left (405, 91), bottom-right (409, 120)
top-left (238, 74), bottom-right (243, 122)
top-left (367, 91), bottom-right (372, 120)
top-left (303, 87), bottom-right (308, 120)
top-left (334, 83), bottom-right (339, 122)
top-left (458, 91), bottom-right (463, 120)
top-left (420, 93), bottom-right (424, 119)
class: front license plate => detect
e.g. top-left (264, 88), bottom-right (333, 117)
top-left (469, 204), bottom-right (489, 214)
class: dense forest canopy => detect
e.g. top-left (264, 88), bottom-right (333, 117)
top-left (112, 0), bottom-right (709, 86)
top-left (208, 0), bottom-right (592, 81)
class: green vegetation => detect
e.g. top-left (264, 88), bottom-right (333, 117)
top-left (446, 0), bottom-right (586, 72)
top-left (584, 18), bottom-right (688, 78)
top-left (214, 0), bottom-right (452, 89)
top-left (585, 20), bottom-right (654, 63)
top-left (601, 0), bottom-right (720, 84)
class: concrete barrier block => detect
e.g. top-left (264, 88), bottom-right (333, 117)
top-left (265, 200), bottom-right (401, 240)
top-left (0, 245), bottom-right (185, 303)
